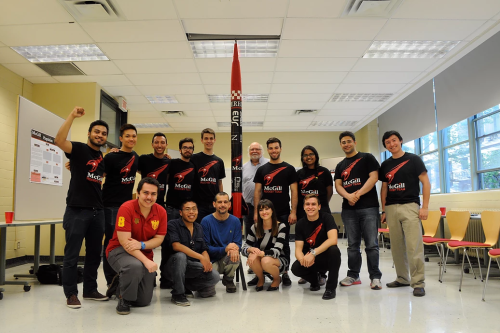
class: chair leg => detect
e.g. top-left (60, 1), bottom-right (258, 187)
top-left (381, 233), bottom-right (385, 252)
top-left (238, 262), bottom-right (247, 291)
top-left (475, 248), bottom-right (483, 282)
top-left (464, 251), bottom-right (477, 280)
top-left (482, 256), bottom-right (492, 301)
top-left (459, 250), bottom-right (466, 292)
top-left (444, 248), bottom-right (450, 274)
top-left (435, 244), bottom-right (443, 282)
top-left (440, 243), bottom-right (445, 282)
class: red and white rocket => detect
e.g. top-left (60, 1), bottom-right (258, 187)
top-left (231, 42), bottom-right (243, 218)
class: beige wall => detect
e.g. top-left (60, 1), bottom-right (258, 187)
top-left (0, 65), bottom-right (33, 259)
top-left (136, 131), bottom-right (346, 168)
top-left (355, 119), bottom-right (380, 160)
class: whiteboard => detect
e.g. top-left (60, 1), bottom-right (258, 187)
top-left (14, 96), bottom-right (71, 220)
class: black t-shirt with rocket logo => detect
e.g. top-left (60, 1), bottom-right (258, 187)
top-left (334, 152), bottom-right (380, 210)
top-left (166, 158), bottom-right (196, 209)
top-left (191, 152), bottom-right (226, 206)
top-left (102, 150), bottom-right (139, 207)
top-left (65, 141), bottom-right (105, 208)
top-left (138, 153), bottom-right (170, 206)
top-left (379, 152), bottom-right (427, 206)
top-left (296, 166), bottom-right (333, 218)
top-left (295, 212), bottom-right (338, 254)
top-left (253, 162), bottom-right (297, 216)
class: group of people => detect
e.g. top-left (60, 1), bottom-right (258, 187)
top-left (54, 105), bottom-right (431, 315)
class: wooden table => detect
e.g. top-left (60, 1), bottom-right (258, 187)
top-left (0, 220), bottom-right (62, 300)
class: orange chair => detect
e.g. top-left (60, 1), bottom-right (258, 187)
top-left (421, 211), bottom-right (444, 279)
top-left (378, 222), bottom-right (390, 251)
top-left (482, 248), bottom-right (500, 301)
top-left (448, 211), bottom-right (500, 292)
top-left (423, 211), bottom-right (471, 282)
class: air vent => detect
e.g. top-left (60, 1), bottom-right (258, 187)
top-left (58, 0), bottom-right (125, 21)
top-left (161, 111), bottom-right (185, 116)
top-left (133, 123), bottom-right (170, 128)
top-left (295, 110), bottom-right (318, 115)
top-left (310, 121), bottom-right (358, 127)
top-left (35, 63), bottom-right (85, 76)
top-left (330, 93), bottom-right (392, 103)
top-left (341, 0), bottom-right (403, 17)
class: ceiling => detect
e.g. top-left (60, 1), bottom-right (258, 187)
top-left (1, 0), bottom-right (500, 134)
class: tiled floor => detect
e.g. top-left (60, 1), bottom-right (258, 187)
top-left (1, 243), bottom-right (499, 333)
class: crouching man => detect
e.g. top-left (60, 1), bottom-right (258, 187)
top-left (291, 194), bottom-right (341, 300)
top-left (106, 177), bottom-right (167, 315)
top-left (166, 200), bottom-right (220, 306)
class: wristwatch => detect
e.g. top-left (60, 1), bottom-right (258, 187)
top-left (310, 248), bottom-right (316, 257)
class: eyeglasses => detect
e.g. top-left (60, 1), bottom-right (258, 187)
top-left (302, 153), bottom-right (315, 158)
top-left (249, 148), bottom-right (262, 151)
top-left (181, 146), bottom-right (194, 151)
top-left (182, 207), bottom-right (198, 212)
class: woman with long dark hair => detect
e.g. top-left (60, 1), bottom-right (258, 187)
top-left (242, 199), bottom-right (288, 291)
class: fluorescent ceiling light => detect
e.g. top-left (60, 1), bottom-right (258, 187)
top-left (190, 40), bottom-right (279, 58)
top-left (146, 95), bottom-right (178, 104)
top-left (363, 41), bottom-right (460, 59)
top-left (217, 121), bottom-right (264, 127)
top-left (133, 123), bottom-right (170, 128)
top-left (330, 93), bottom-right (392, 103)
top-left (11, 44), bottom-right (108, 63)
top-left (310, 121), bottom-right (358, 127)
top-left (208, 94), bottom-right (269, 103)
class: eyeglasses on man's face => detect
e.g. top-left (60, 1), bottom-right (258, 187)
top-left (302, 153), bottom-right (315, 158)
top-left (181, 146), bottom-right (194, 151)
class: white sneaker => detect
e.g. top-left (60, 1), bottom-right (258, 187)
top-left (339, 276), bottom-right (361, 286)
top-left (370, 279), bottom-right (382, 290)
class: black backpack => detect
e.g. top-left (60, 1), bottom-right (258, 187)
top-left (36, 264), bottom-right (83, 285)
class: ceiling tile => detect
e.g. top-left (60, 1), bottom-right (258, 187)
top-left (183, 18), bottom-right (283, 35)
top-left (80, 20), bottom-right (186, 42)
top-left (126, 73), bottom-right (202, 85)
top-left (283, 18), bottom-right (387, 40)
top-left (175, 95), bottom-right (209, 103)
top-left (0, 0), bottom-right (74, 25)
top-left (115, 59), bottom-right (198, 73)
top-left (75, 61), bottom-right (122, 75)
top-left (168, 116), bottom-right (215, 124)
top-left (268, 94), bottom-right (332, 103)
top-left (313, 115), bottom-right (364, 121)
top-left (265, 115), bottom-right (315, 122)
top-left (271, 83), bottom-right (337, 94)
top-left (265, 110), bottom-right (295, 116)
top-left (279, 40), bottom-right (372, 58)
top-left (54, 75), bottom-right (132, 86)
top-left (128, 112), bottom-right (163, 120)
top-left (335, 83), bottom-right (405, 93)
top-left (273, 71), bottom-right (347, 84)
top-left (154, 103), bottom-right (211, 111)
top-left (318, 109), bottom-right (373, 116)
top-left (25, 76), bottom-right (59, 84)
top-left (267, 102), bottom-right (326, 110)
top-left (179, 110), bottom-right (213, 116)
top-left (351, 59), bottom-right (437, 72)
top-left (276, 58), bottom-right (357, 72)
top-left (115, 0), bottom-right (178, 20)
top-left (127, 104), bottom-right (156, 111)
top-left (3, 63), bottom-right (49, 77)
top-left (175, 0), bottom-right (288, 18)
top-left (0, 47), bottom-right (29, 64)
top-left (137, 85), bottom-right (206, 95)
top-left (204, 84), bottom-right (271, 94)
top-left (195, 58), bottom-right (276, 73)
top-left (200, 72), bottom-right (274, 85)
top-left (287, 0), bottom-right (345, 18)
top-left (264, 122), bottom-right (309, 128)
top-left (0, 24), bottom-right (93, 46)
top-left (393, 0), bottom-right (500, 20)
top-left (102, 86), bottom-right (143, 97)
top-left (376, 19), bottom-right (486, 41)
top-left (342, 72), bottom-right (421, 84)
top-left (98, 42), bottom-right (193, 59)
top-left (171, 122), bottom-right (217, 128)
top-left (323, 102), bottom-right (383, 109)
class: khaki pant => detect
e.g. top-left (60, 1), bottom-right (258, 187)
top-left (386, 203), bottom-right (425, 288)
top-left (213, 257), bottom-right (240, 281)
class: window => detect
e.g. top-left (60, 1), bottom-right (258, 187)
top-left (475, 106), bottom-right (500, 189)
top-left (419, 132), bottom-right (440, 193)
top-left (442, 119), bottom-right (472, 192)
top-left (100, 90), bottom-right (127, 147)
top-left (402, 141), bottom-right (415, 153)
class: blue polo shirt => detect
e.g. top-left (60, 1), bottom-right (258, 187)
top-left (201, 214), bottom-right (242, 262)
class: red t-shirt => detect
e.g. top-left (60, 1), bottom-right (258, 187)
top-left (106, 199), bottom-right (167, 261)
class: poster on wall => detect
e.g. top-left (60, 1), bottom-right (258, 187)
top-left (29, 129), bottom-right (63, 186)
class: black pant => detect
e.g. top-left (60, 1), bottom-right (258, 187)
top-left (62, 206), bottom-right (105, 298)
top-left (243, 203), bottom-right (254, 239)
top-left (291, 246), bottom-right (341, 290)
top-left (103, 206), bottom-right (119, 285)
top-left (196, 204), bottom-right (215, 223)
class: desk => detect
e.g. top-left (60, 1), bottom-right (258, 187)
top-left (0, 220), bottom-right (63, 300)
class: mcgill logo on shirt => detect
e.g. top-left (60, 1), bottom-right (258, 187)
top-left (86, 155), bottom-right (103, 184)
top-left (386, 160), bottom-right (410, 191)
top-left (175, 168), bottom-right (194, 183)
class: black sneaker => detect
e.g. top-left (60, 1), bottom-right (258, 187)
top-left (310, 284), bottom-right (321, 291)
top-left (116, 296), bottom-right (131, 315)
top-left (322, 289), bottom-right (336, 300)
top-left (247, 276), bottom-right (259, 286)
top-left (282, 273), bottom-right (292, 286)
top-left (171, 294), bottom-right (190, 306)
top-left (222, 279), bottom-right (237, 293)
top-left (106, 274), bottom-right (120, 298)
top-left (185, 288), bottom-right (194, 298)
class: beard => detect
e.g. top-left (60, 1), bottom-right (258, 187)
top-left (181, 151), bottom-right (192, 159)
top-left (89, 137), bottom-right (105, 147)
top-left (270, 153), bottom-right (280, 161)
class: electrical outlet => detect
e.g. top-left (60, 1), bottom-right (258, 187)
top-left (15, 241), bottom-right (21, 250)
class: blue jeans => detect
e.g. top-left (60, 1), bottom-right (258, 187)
top-left (103, 206), bottom-right (119, 285)
top-left (341, 207), bottom-right (382, 280)
top-left (62, 206), bottom-right (105, 298)
top-left (166, 252), bottom-right (220, 295)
